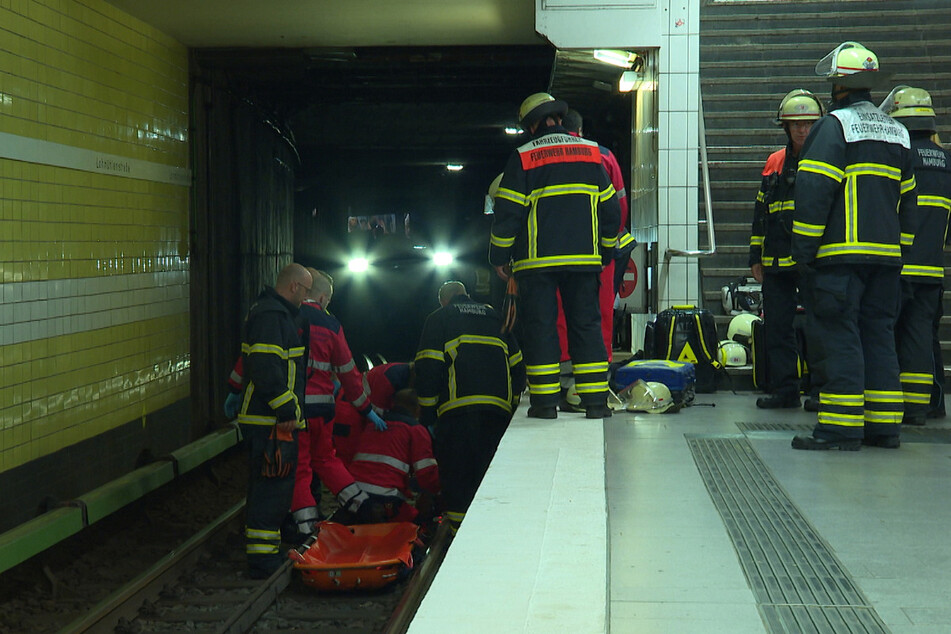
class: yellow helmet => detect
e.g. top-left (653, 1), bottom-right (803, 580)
top-left (622, 380), bottom-right (675, 414)
top-left (775, 89), bottom-right (824, 126)
top-left (880, 85), bottom-right (936, 131)
top-left (518, 92), bottom-right (568, 128)
top-left (815, 41), bottom-right (887, 89)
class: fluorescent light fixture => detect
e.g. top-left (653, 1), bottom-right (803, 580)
top-left (445, 163), bottom-right (464, 172)
top-left (347, 257), bottom-right (369, 273)
top-left (432, 251), bottom-right (454, 267)
top-left (619, 70), bottom-right (644, 93)
top-left (593, 49), bottom-right (636, 69)
top-left (504, 126), bottom-right (521, 135)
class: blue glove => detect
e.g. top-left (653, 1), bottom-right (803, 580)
top-left (224, 392), bottom-right (242, 419)
top-left (366, 410), bottom-right (388, 432)
top-left (332, 379), bottom-right (341, 398)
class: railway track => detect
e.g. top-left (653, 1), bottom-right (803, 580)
top-left (60, 503), bottom-right (449, 633)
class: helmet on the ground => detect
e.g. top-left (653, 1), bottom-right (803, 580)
top-left (879, 85), bottom-right (936, 132)
top-left (718, 340), bottom-right (749, 367)
top-left (518, 92), bottom-right (568, 128)
top-left (775, 89), bottom-right (824, 126)
top-left (815, 41), bottom-right (887, 89)
top-left (623, 380), bottom-right (674, 414)
top-left (727, 313), bottom-right (761, 345)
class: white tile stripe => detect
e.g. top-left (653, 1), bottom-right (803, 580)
top-left (0, 131), bottom-right (191, 186)
top-left (0, 271), bottom-right (189, 346)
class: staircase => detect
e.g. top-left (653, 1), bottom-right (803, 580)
top-left (698, 0), bottom-right (951, 363)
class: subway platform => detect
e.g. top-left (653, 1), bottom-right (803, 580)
top-left (409, 391), bottom-right (951, 633)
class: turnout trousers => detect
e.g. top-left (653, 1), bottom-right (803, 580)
top-left (240, 424), bottom-right (297, 577)
top-left (809, 264), bottom-right (902, 441)
top-left (762, 269), bottom-right (801, 398)
top-left (896, 281), bottom-right (943, 419)
top-left (434, 409), bottom-right (510, 534)
top-left (291, 416), bottom-right (365, 529)
top-left (518, 270), bottom-right (608, 408)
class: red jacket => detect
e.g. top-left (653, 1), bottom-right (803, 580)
top-left (299, 300), bottom-right (370, 419)
top-left (347, 410), bottom-right (440, 502)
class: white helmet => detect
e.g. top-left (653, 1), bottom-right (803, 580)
top-left (880, 85), bottom-right (936, 132)
top-left (727, 313), bottom-right (762, 346)
top-left (718, 340), bottom-right (749, 367)
top-left (621, 380), bottom-right (675, 414)
top-left (815, 41), bottom-right (888, 89)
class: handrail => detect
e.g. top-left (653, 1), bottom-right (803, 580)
top-left (665, 94), bottom-right (716, 261)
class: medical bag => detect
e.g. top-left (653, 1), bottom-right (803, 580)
top-left (614, 359), bottom-right (696, 406)
top-left (750, 314), bottom-right (810, 393)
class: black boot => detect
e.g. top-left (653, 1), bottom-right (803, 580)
top-left (791, 435), bottom-right (861, 451)
top-left (527, 405), bottom-right (557, 419)
top-left (585, 404), bottom-right (612, 419)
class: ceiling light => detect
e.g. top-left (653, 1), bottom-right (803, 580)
top-left (619, 70), bottom-right (645, 93)
top-left (504, 126), bottom-right (521, 135)
top-left (446, 163), bottom-right (464, 172)
top-left (593, 49), bottom-right (636, 69)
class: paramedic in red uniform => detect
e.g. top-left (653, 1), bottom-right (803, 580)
top-left (330, 389), bottom-right (440, 525)
top-left (790, 42), bottom-right (918, 451)
top-left (290, 268), bottom-right (388, 533)
top-left (748, 89), bottom-right (823, 409)
top-left (489, 93), bottom-right (620, 420)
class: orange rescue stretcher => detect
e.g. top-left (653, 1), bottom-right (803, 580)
top-left (290, 521), bottom-right (420, 591)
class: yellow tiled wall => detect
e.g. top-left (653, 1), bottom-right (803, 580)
top-left (0, 0), bottom-right (190, 473)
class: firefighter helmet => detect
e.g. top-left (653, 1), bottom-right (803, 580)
top-left (879, 85), bottom-right (937, 131)
top-left (484, 172), bottom-right (504, 214)
top-left (815, 41), bottom-right (887, 89)
top-left (623, 380), bottom-right (675, 414)
top-left (518, 92), bottom-right (568, 128)
top-left (718, 340), bottom-right (749, 367)
top-left (774, 89), bottom-right (824, 126)
top-left (727, 313), bottom-right (761, 346)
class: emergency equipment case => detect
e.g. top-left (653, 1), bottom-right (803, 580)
top-left (614, 359), bottom-right (696, 406)
top-left (643, 306), bottom-right (721, 393)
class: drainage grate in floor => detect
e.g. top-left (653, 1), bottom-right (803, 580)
top-left (736, 422), bottom-right (951, 443)
top-left (687, 435), bottom-right (889, 634)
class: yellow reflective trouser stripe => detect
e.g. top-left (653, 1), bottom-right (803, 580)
top-left (864, 389), bottom-right (903, 403)
top-left (527, 364), bottom-right (560, 375)
top-left (865, 411), bottom-right (903, 424)
top-left (900, 372), bottom-right (933, 385)
top-left (247, 543), bottom-right (279, 555)
top-left (575, 381), bottom-right (609, 393)
top-left (819, 393), bottom-right (863, 406)
top-left (817, 411), bottom-right (864, 427)
top-left (529, 382), bottom-right (560, 395)
top-left (246, 528), bottom-right (280, 540)
top-left (903, 393), bottom-right (931, 405)
top-left (573, 361), bottom-right (608, 374)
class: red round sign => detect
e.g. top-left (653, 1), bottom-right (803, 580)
top-left (619, 258), bottom-right (638, 298)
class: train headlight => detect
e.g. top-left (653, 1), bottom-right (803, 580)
top-left (431, 251), bottom-right (454, 267)
top-left (347, 257), bottom-right (370, 273)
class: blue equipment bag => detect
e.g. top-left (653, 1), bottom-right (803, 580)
top-left (614, 359), bottom-right (696, 406)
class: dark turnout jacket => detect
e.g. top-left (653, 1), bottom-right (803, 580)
top-left (489, 123), bottom-right (621, 275)
top-left (792, 91), bottom-right (918, 268)
top-left (414, 295), bottom-right (526, 427)
top-left (899, 131), bottom-right (951, 283)
top-left (237, 286), bottom-right (306, 427)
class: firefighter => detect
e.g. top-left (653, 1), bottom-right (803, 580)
top-left (415, 281), bottom-right (525, 534)
top-left (790, 42), bottom-right (918, 451)
top-left (235, 263), bottom-right (310, 579)
top-left (556, 108), bottom-right (632, 412)
top-left (489, 92), bottom-right (621, 419)
top-left (880, 86), bottom-right (951, 426)
top-left (330, 388), bottom-right (440, 525)
top-left (748, 89), bottom-right (823, 409)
